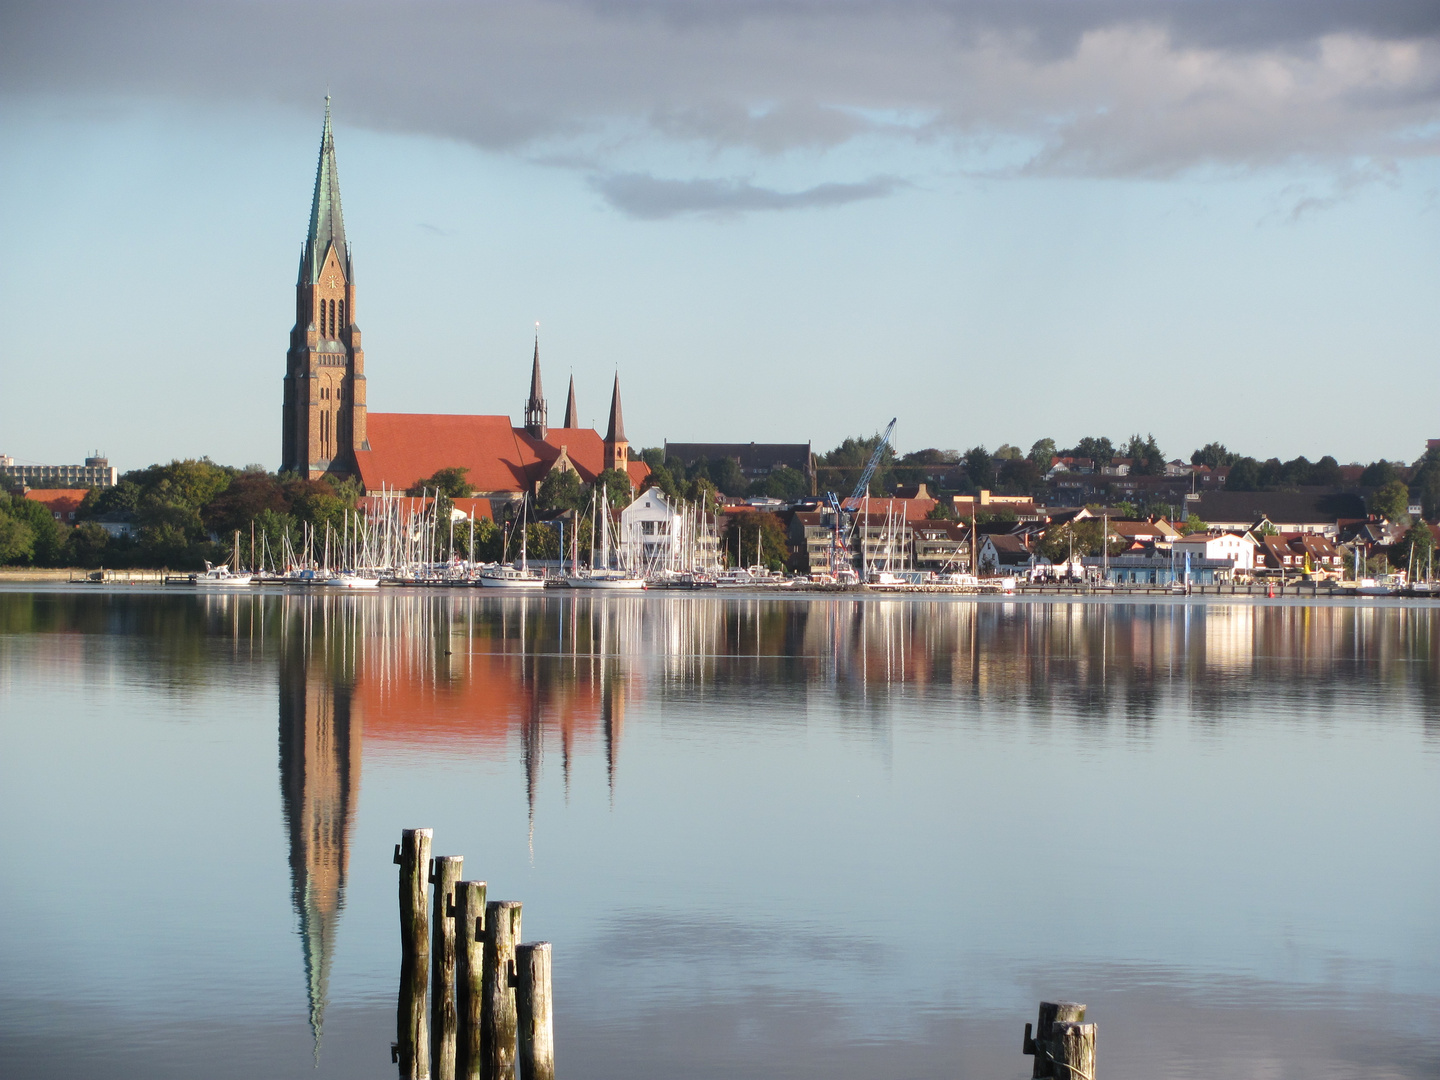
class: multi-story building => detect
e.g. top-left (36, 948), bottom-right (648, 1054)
top-left (1, 454), bottom-right (117, 488)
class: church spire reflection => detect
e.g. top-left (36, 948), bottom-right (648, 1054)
top-left (277, 598), bottom-right (362, 1057)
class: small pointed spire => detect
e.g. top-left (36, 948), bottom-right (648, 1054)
top-left (563, 375), bottom-right (579, 428)
top-left (604, 373), bottom-right (626, 444)
top-left (523, 323), bottom-right (547, 438)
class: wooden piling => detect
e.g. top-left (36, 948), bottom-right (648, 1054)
top-left (1023, 1001), bottom-right (1086, 1078)
top-left (514, 942), bottom-right (554, 1080)
top-left (397, 952), bottom-right (431, 1080)
top-left (395, 829), bottom-right (434, 960)
top-left (1050, 1021), bottom-right (1096, 1080)
top-left (482, 900), bottom-right (523, 1080)
top-left (393, 829), bottom-right (433, 1080)
top-left (453, 880), bottom-right (488, 1080)
top-left (430, 856), bottom-right (464, 1080)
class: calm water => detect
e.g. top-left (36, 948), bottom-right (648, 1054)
top-left (1, 587), bottom-right (1438, 1080)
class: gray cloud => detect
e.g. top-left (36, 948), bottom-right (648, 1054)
top-left (589, 172), bottom-right (903, 218)
top-left (2, 0), bottom-right (1438, 193)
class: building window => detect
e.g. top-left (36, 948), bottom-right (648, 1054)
top-left (338, 299), bottom-right (345, 330)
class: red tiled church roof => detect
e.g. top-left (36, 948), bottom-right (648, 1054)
top-left (353, 414), bottom-right (648, 496)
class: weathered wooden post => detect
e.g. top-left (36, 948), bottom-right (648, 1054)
top-left (430, 855), bottom-right (464, 1080)
top-left (394, 830), bottom-right (433, 1080)
top-left (514, 942), bottom-right (554, 1080)
top-left (395, 829), bottom-right (434, 959)
top-left (452, 880), bottom-right (488, 1080)
top-left (482, 900), bottom-right (523, 1080)
top-left (1023, 1001), bottom-right (1086, 1078)
top-left (1050, 1021), bottom-right (1096, 1080)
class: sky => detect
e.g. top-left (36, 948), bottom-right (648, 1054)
top-left (1, 0), bottom-right (1438, 472)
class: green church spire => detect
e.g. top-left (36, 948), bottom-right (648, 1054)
top-left (302, 96), bottom-right (349, 285)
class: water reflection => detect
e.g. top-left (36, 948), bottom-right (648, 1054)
top-left (4, 587), bottom-right (1439, 1080)
top-left (277, 599), bottom-right (362, 1055)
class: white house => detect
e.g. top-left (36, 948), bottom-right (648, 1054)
top-left (1171, 531), bottom-right (1256, 573)
top-left (619, 487), bottom-right (724, 573)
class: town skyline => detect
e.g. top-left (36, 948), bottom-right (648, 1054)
top-left (2, 3), bottom-right (1438, 470)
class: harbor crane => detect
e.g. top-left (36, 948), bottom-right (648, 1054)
top-left (824, 418), bottom-right (897, 581)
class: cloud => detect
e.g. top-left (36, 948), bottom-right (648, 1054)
top-left (2, 0), bottom-right (1438, 188)
top-left (589, 172), bottom-right (903, 218)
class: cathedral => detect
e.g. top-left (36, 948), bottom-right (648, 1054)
top-left (281, 101), bottom-right (649, 503)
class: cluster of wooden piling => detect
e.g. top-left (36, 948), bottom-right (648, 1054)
top-left (1023, 1000), bottom-right (1096, 1080)
top-left (393, 829), bottom-right (554, 1080)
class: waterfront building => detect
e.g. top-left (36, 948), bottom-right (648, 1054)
top-left (1192, 490), bottom-right (1366, 538)
top-left (1171, 531), bottom-right (1256, 573)
top-left (21, 489), bottom-right (84, 523)
top-left (1, 453), bottom-right (116, 488)
top-left (280, 102), bottom-right (647, 505)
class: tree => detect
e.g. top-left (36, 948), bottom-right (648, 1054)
top-left (1067, 436), bottom-right (1115, 468)
top-left (1028, 438), bottom-right (1057, 470)
top-left (0, 508), bottom-right (36, 565)
top-left (1123, 433), bottom-right (1165, 476)
top-left (408, 467), bottom-right (474, 499)
top-left (1039, 519), bottom-right (1125, 562)
top-left (1391, 522), bottom-right (1435, 573)
top-left (1191, 442), bottom-right (1237, 468)
top-left (1371, 480), bottom-right (1411, 523)
top-left (926, 501), bottom-right (957, 521)
top-left (524, 521), bottom-right (561, 561)
top-left (1361, 460), bottom-right (1402, 488)
top-left (711, 457), bottom-right (747, 497)
top-left (65, 522), bottom-right (111, 568)
top-left (994, 443), bottom-right (1023, 461)
top-left (1227, 457), bottom-right (1261, 491)
top-left (998, 456), bottom-right (1041, 492)
top-left (1179, 517), bottom-right (1210, 536)
top-left (1411, 444), bottom-right (1440, 520)
top-left (819, 434), bottom-right (896, 497)
top-left (593, 468), bottom-right (634, 511)
top-left (962, 446), bottom-right (993, 490)
top-left (538, 468), bottom-right (585, 514)
top-left (4, 497), bottom-right (67, 565)
top-left (756, 465), bottom-right (808, 501)
top-left (723, 511), bottom-right (789, 571)
top-left (1309, 455), bottom-right (1343, 487)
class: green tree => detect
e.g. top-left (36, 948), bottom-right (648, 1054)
top-left (926, 501), bottom-right (957, 521)
top-left (1191, 442), bottom-right (1237, 468)
top-left (962, 446), bottom-right (994, 490)
top-left (1361, 459), bottom-right (1402, 488)
top-left (1391, 522), bottom-right (1435, 573)
top-left (1179, 517), bottom-right (1210, 536)
top-left (710, 457), bottom-right (748, 497)
top-left (1039, 520), bottom-right (1125, 562)
top-left (1123, 433), bottom-right (1165, 476)
top-left (994, 443), bottom-right (1023, 460)
top-left (723, 511), bottom-right (789, 571)
top-left (538, 468), bottom-right (585, 514)
top-left (756, 465), bottom-right (808, 501)
top-left (1067, 436), bottom-right (1115, 468)
top-left (592, 468), bottom-right (634, 511)
top-left (408, 467), bottom-right (474, 498)
top-left (1371, 480), bottom-right (1411, 523)
top-left (1310, 455), bottom-right (1343, 487)
top-left (1227, 457), bottom-right (1261, 491)
top-left (0, 507), bottom-right (36, 565)
top-left (5, 497), bottom-right (67, 565)
top-left (524, 521), bottom-right (561, 561)
top-left (64, 522), bottom-right (111, 568)
top-left (820, 434), bottom-right (896, 497)
top-left (685, 477), bottom-right (720, 511)
top-left (1028, 438), bottom-right (1057, 470)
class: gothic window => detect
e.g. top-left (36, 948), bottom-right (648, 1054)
top-left (338, 299), bottom-right (345, 331)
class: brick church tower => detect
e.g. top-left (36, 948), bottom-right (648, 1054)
top-left (282, 99), bottom-right (368, 479)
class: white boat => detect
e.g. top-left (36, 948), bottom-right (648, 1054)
top-left (194, 563), bottom-right (254, 587)
top-left (327, 572), bottom-right (381, 589)
top-left (479, 565), bottom-right (546, 589)
top-left (563, 570), bottom-right (646, 590)
top-left (563, 487), bottom-right (645, 589)
top-left (481, 495), bottom-right (548, 589)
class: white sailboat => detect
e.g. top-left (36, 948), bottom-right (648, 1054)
top-left (479, 496), bottom-right (546, 589)
top-left (565, 487), bottom-right (645, 590)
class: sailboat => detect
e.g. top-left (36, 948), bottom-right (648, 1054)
top-left (479, 496), bottom-right (546, 589)
top-left (565, 487), bottom-right (645, 590)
